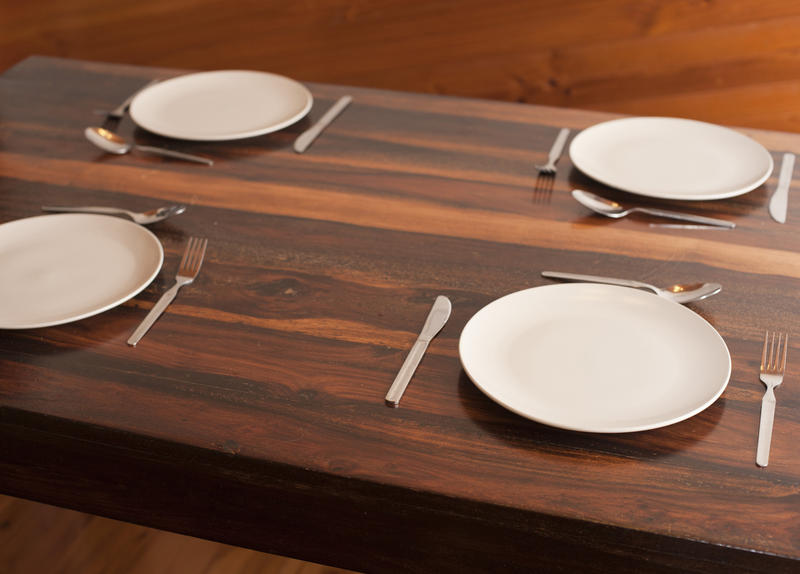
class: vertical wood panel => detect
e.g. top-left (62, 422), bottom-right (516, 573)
top-left (1, 0), bottom-right (800, 131)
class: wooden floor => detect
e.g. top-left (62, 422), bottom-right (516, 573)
top-left (0, 495), bottom-right (358, 574)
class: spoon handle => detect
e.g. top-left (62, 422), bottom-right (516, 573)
top-left (633, 207), bottom-right (735, 229)
top-left (135, 145), bottom-right (214, 166)
top-left (42, 206), bottom-right (132, 218)
top-left (541, 271), bottom-right (657, 294)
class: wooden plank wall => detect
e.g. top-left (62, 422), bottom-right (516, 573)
top-left (2, 0), bottom-right (800, 132)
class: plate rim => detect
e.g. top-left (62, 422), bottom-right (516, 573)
top-left (129, 69), bottom-right (314, 141)
top-left (458, 283), bottom-right (732, 433)
top-left (568, 116), bottom-right (774, 201)
top-left (0, 214), bottom-right (164, 329)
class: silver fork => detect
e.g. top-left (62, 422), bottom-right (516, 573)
top-left (757, 331), bottom-right (789, 467)
top-left (535, 127), bottom-right (570, 175)
top-left (100, 79), bottom-right (160, 131)
top-left (127, 237), bottom-right (208, 347)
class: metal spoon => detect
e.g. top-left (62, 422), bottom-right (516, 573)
top-left (541, 271), bottom-right (722, 304)
top-left (84, 127), bottom-right (213, 166)
top-left (42, 204), bottom-right (186, 225)
top-left (571, 189), bottom-right (735, 229)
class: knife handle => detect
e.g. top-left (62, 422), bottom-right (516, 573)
top-left (769, 152), bottom-right (795, 224)
top-left (385, 338), bottom-right (429, 407)
top-left (294, 95), bottom-right (352, 153)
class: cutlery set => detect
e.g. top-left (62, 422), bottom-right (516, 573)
top-left (88, 82), bottom-right (353, 164)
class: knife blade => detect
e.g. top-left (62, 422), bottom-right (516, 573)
top-left (294, 95), bottom-right (352, 153)
top-left (385, 296), bottom-right (452, 407)
top-left (768, 152), bottom-right (795, 223)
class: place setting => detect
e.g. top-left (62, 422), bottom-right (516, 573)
top-left (396, 276), bottom-right (788, 466)
top-left (86, 70), bottom-right (354, 164)
top-left (535, 115), bottom-right (794, 227)
top-left (0, 202), bottom-right (206, 347)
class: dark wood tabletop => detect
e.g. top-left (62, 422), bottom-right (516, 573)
top-left (1, 56), bottom-right (799, 573)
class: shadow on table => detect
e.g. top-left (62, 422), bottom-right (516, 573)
top-left (455, 370), bottom-right (725, 462)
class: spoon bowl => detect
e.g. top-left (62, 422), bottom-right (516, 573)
top-left (85, 126), bottom-right (131, 154)
top-left (656, 281), bottom-right (721, 304)
top-left (84, 126), bottom-right (213, 165)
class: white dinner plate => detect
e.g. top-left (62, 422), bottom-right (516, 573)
top-left (569, 117), bottom-right (773, 200)
top-left (0, 214), bottom-right (164, 329)
top-left (459, 284), bottom-right (731, 433)
top-left (129, 70), bottom-right (313, 141)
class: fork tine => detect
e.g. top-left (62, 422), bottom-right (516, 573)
top-left (179, 237), bottom-right (195, 270)
top-left (180, 237), bottom-right (207, 276)
top-left (769, 331), bottom-right (777, 371)
top-left (780, 333), bottom-right (789, 372)
top-left (762, 331), bottom-right (790, 374)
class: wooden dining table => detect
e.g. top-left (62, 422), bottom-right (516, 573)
top-left (1, 56), bottom-right (799, 573)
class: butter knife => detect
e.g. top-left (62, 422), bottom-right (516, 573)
top-left (768, 152), bottom-right (795, 223)
top-left (294, 95), bottom-right (352, 153)
top-left (385, 296), bottom-right (452, 407)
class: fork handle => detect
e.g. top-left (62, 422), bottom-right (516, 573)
top-left (127, 282), bottom-right (182, 346)
top-left (547, 128), bottom-right (570, 165)
top-left (756, 388), bottom-right (777, 467)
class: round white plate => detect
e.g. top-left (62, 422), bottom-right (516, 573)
top-left (129, 70), bottom-right (313, 141)
top-left (459, 284), bottom-right (731, 433)
top-left (569, 117), bottom-right (773, 200)
top-left (0, 214), bottom-right (164, 329)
